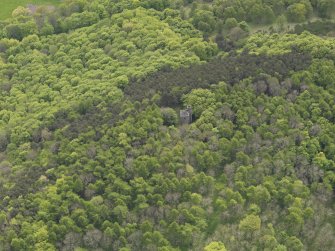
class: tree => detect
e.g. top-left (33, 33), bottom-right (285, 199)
top-left (275, 15), bottom-right (287, 32)
top-left (248, 4), bottom-right (275, 24)
top-left (83, 229), bottom-right (103, 249)
top-left (5, 22), bottom-right (37, 40)
top-left (0, 130), bottom-right (9, 152)
top-left (161, 108), bottom-right (178, 126)
top-left (309, 59), bottom-right (335, 88)
top-left (12, 6), bottom-right (31, 18)
top-left (247, 185), bottom-right (271, 207)
top-left (286, 3), bottom-right (309, 22)
top-left (60, 11), bottom-right (99, 32)
top-left (62, 232), bottom-right (82, 251)
top-left (316, 0), bottom-right (335, 18)
top-left (182, 89), bottom-right (216, 118)
top-left (192, 10), bottom-right (216, 33)
top-left (239, 214), bottom-right (261, 234)
top-left (224, 18), bottom-right (238, 30)
top-left (204, 241), bottom-right (227, 251)
top-left (285, 236), bottom-right (303, 251)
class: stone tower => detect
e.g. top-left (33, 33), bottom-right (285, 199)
top-left (180, 106), bottom-right (192, 124)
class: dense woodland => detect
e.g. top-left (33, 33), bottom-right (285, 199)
top-left (0, 0), bottom-right (335, 250)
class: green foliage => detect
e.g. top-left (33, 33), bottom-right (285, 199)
top-left (0, 0), bottom-right (60, 20)
top-left (161, 108), bottom-right (178, 126)
top-left (243, 32), bottom-right (335, 57)
top-left (211, 0), bottom-right (324, 27)
top-left (0, 1), bottom-right (334, 251)
top-left (315, 0), bottom-right (335, 18)
top-left (204, 241), bottom-right (227, 251)
top-left (224, 18), bottom-right (238, 30)
top-left (182, 89), bottom-right (216, 118)
top-left (286, 3), bottom-right (310, 22)
top-left (192, 9), bottom-right (216, 33)
top-left (239, 214), bottom-right (261, 233)
top-left (60, 11), bottom-right (99, 31)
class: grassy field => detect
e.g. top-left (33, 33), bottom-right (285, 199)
top-left (0, 0), bottom-right (60, 19)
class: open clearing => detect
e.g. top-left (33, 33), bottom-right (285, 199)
top-left (0, 0), bottom-right (60, 19)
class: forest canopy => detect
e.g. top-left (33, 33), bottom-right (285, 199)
top-left (0, 0), bottom-right (335, 251)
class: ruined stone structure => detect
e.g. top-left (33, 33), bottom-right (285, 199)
top-left (180, 106), bottom-right (192, 124)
